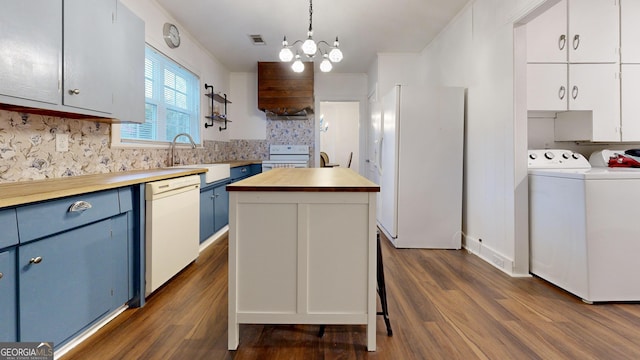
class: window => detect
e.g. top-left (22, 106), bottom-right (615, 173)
top-left (120, 45), bottom-right (200, 144)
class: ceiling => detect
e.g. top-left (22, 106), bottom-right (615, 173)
top-left (155, 0), bottom-right (469, 74)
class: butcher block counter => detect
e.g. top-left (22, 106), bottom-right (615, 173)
top-left (0, 168), bottom-right (205, 208)
top-left (227, 168), bottom-right (380, 351)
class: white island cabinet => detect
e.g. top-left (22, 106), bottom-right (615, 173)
top-left (227, 168), bottom-right (380, 351)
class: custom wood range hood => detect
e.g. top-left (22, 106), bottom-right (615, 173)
top-left (257, 62), bottom-right (314, 120)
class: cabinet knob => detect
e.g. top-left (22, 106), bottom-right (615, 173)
top-left (68, 89), bottom-right (81, 95)
top-left (558, 34), bottom-right (566, 50)
top-left (241, 168), bottom-right (247, 173)
top-left (0, 272), bottom-right (3, 279)
top-left (572, 85), bottom-right (579, 100)
top-left (573, 34), bottom-right (580, 50)
top-left (29, 256), bottom-right (43, 264)
top-left (558, 86), bottom-right (566, 100)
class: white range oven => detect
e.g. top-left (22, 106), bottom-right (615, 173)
top-left (262, 145), bottom-right (310, 172)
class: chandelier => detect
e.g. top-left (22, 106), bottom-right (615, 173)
top-left (278, 0), bottom-right (343, 73)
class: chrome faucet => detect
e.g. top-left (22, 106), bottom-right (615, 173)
top-left (170, 133), bottom-right (197, 166)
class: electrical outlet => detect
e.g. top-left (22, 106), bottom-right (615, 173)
top-left (56, 133), bottom-right (69, 152)
top-left (214, 143), bottom-right (219, 152)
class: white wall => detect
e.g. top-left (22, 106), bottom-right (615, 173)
top-left (319, 102), bottom-right (360, 172)
top-left (120, 0), bottom-right (231, 142)
top-left (229, 72), bottom-right (266, 140)
top-left (407, 0), bottom-right (548, 275)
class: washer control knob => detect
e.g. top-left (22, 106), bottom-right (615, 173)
top-left (572, 153), bottom-right (580, 159)
top-left (529, 153), bottom-right (537, 160)
top-left (562, 152), bottom-right (571, 159)
top-left (544, 151), bottom-right (555, 160)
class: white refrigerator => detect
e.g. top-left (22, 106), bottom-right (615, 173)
top-left (376, 85), bottom-right (464, 248)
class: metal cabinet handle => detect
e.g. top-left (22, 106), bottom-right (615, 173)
top-left (572, 85), bottom-right (579, 99)
top-left (241, 168), bottom-right (247, 173)
top-left (69, 200), bottom-right (92, 212)
top-left (558, 86), bottom-right (566, 100)
top-left (68, 89), bottom-right (80, 95)
top-left (558, 34), bottom-right (566, 50)
top-left (0, 272), bottom-right (3, 279)
top-left (29, 256), bottom-right (43, 264)
top-left (573, 34), bottom-right (580, 50)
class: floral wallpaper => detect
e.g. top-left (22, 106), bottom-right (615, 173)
top-left (0, 109), bottom-right (315, 183)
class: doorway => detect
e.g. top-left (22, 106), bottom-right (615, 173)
top-left (319, 101), bottom-right (360, 172)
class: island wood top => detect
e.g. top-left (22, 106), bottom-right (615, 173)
top-left (226, 168), bottom-right (380, 192)
top-left (0, 168), bottom-right (205, 208)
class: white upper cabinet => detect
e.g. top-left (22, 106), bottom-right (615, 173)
top-left (63, 0), bottom-right (116, 114)
top-left (527, 64), bottom-right (568, 111)
top-left (621, 0), bottom-right (640, 63)
top-left (526, 0), bottom-right (568, 63)
top-left (0, 1), bottom-right (62, 105)
top-left (568, 0), bottom-right (619, 63)
top-left (621, 64), bottom-right (640, 140)
top-left (527, 0), bottom-right (619, 64)
top-left (554, 64), bottom-right (620, 142)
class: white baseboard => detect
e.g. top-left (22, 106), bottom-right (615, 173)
top-left (199, 225), bottom-right (229, 253)
top-left (462, 235), bottom-right (517, 276)
top-left (55, 305), bottom-right (128, 359)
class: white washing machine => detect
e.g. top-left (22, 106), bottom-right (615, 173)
top-left (528, 149), bottom-right (640, 303)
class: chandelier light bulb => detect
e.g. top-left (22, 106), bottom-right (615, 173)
top-left (329, 37), bottom-right (343, 63)
top-left (320, 54), bottom-right (332, 72)
top-left (328, 48), bottom-right (343, 63)
top-left (279, 47), bottom-right (294, 62)
top-left (292, 55), bottom-right (305, 73)
top-left (302, 36), bottom-right (317, 56)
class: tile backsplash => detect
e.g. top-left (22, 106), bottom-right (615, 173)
top-left (0, 110), bottom-right (314, 183)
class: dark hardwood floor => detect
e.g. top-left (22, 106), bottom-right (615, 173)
top-left (64, 234), bottom-right (640, 359)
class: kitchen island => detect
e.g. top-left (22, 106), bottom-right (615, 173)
top-left (226, 168), bottom-right (380, 351)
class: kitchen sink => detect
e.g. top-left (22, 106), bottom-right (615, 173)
top-left (174, 163), bottom-right (230, 184)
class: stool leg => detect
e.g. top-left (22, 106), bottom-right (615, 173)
top-left (377, 232), bottom-right (393, 336)
top-left (318, 324), bottom-right (326, 337)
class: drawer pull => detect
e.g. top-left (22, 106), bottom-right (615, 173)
top-left (0, 272), bottom-right (3, 279)
top-left (29, 256), bottom-right (43, 264)
top-left (69, 200), bottom-right (92, 213)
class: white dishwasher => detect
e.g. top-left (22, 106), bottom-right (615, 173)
top-left (145, 175), bottom-right (200, 296)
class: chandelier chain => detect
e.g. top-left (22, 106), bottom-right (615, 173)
top-left (308, 0), bottom-right (313, 32)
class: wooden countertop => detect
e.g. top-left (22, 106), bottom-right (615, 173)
top-left (0, 168), bottom-right (205, 208)
top-left (227, 168), bottom-right (380, 192)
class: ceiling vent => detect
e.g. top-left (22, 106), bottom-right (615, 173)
top-left (249, 34), bottom-right (266, 45)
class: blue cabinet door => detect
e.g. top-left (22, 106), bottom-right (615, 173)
top-left (0, 248), bottom-right (17, 342)
top-left (110, 213), bottom-right (130, 308)
top-left (213, 183), bottom-right (229, 233)
top-left (19, 219), bottom-right (113, 346)
top-left (199, 188), bottom-right (215, 243)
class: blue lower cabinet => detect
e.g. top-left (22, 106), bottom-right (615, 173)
top-left (110, 213), bottom-right (130, 308)
top-left (213, 183), bottom-right (229, 233)
top-left (0, 248), bottom-right (17, 342)
top-left (19, 218), bottom-right (116, 346)
top-left (199, 188), bottom-right (215, 243)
